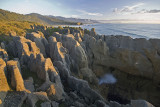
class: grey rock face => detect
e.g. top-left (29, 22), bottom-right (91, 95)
top-left (0, 92), bottom-right (7, 107)
top-left (7, 60), bottom-right (29, 92)
top-left (67, 76), bottom-right (104, 104)
top-left (131, 100), bottom-right (155, 107)
top-left (26, 92), bottom-right (50, 107)
top-left (24, 77), bottom-right (35, 92)
top-left (47, 84), bottom-right (64, 101)
top-left (52, 33), bottom-right (88, 72)
top-left (51, 101), bottom-right (59, 107)
top-left (0, 48), bottom-right (8, 61)
top-left (48, 36), bottom-right (68, 66)
top-left (7, 36), bottom-right (40, 65)
top-left (95, 100), bottom-right (110, 107)
top-left (26, 32), bottom-right (48, 57)
top-left (41, 102), bottom-right (51, 107)
top-left (3, 91), bottom-right (27, 107)
top-left (0, 58), bottom-right (10, 92)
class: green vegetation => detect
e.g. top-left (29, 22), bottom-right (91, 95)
top-left (0, 9), bottom-right (78, 26)
top-left (0, 20), bottom-right (41, 36)
top-left (0, 9), bottom-right (85, 42)
top-left (0, 20), bottom-right (44, 42)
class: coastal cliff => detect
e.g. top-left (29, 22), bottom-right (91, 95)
top-left (0, 27), bottom-right (158, 107)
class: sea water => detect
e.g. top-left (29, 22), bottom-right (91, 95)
top-left (79, 23), bottom-right (160, 39)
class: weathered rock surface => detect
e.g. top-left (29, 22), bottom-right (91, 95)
top-left (52, 33), bottom-right (88, 72)
top-left (7, 60), bottom-right (29, 92)
top-left (82, 34), bottom-right (160, 106)
top-left (0, 48), bottom-right (8, 61)
top-left (0, 58), bottom-right (10, 92)
top-left (131, 100), bottom-right (154, 107)
top-left (48, 36), bottom-right (68, 67)
top-left (1, 28), bottom-right (159, 107)
top-left (67, 76), bottom-right (105, 104)
top-left (3, 91), bottom-right (27, 107)
top-left (8, 36), bottom-right (40, 65)
top-left (26, 91), bottom-right (50, 107)
top-left (51, 101), bottom-right (59, 107)
top-left (41, 102), bottom-right (51, 107)
top-left (0, 92), bottom-right (7, 107)
top-left (24, 77), bottom-right (35, 92)
top-left (26, 32), bottom-right (48, 57)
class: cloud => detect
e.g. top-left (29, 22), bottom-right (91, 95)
top-left (77, 10), bottom-right (103, 16)
top-left (136, 9), bottom-right (160, 14)
top-left (113, 3), bottom-right (144, 13)
top-left (146, 9), bottom-right (160, 13)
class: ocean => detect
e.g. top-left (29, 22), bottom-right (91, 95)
top-left (78, 23), bottom-right (160, 39)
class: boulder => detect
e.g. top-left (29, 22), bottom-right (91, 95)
top-left (26, 32), bottom-right (48, 57)
top-left (7, 60), bottom-right (29, 92)
top-left (47, 84), bottom-right (64, 101)
top-left (0, 92), bottom-right (7, 106)
top-left (131, 100), bottom-right (155, 107)
top-left (74, 101), bottom-right (84, 107)
top-left (28, 53), bottom-right (62, 84)
top-left (53, 61), bottom-right (70, 79)
top-left (0, 48), bottom-right (8, 61)
top-left (48, 37), bottom-right (68, 66)
top-left (52, 34), bottom-right (88, 72)
top-left (51, 101), bottom-right (59, 107)
top-left (0, 58), bottom-right (10, 92)
top-left (26, 91), bottom-right (50, 107)
top-left (24, 77), bottom-right (35, 92)
top-left (95, 100), bottom-right (109, 107)
top-left (3, 91), bottom-right (27, 107)
top-left (67, 76), bottom-right (105, 104)
top-left (41, 102), bottom-right (51, 107)
top-left (74, 33), bottom-right (82, 43)
top-left (79, 68), bottom-right (98, 84)
top-left (1, 42), bottom-right (6, 49)
top-left (90, 28), bottom-right (96, 37)
top-left (7, 36), bottom-right (40, 65)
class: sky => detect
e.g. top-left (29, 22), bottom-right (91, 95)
top-left (0, 0), bottom-right (160, 23)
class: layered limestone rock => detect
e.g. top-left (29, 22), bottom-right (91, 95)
top-left (67, 76), bottom-right (105, 104)
top-left (8, 36), bottom-right (40, 65)
top-left (26, 32), bottom-right (48, 57)
top-left (82, 33), bottom-right (160, 106)
top-left (48, 36), bottom-right (68, 67)
top-left (52, 33), bottom-right (88, 71)
top-left (7, 35), bottom-right (65, 102)
top-left (0, 58), bottom-right (10, 91)
top-left (1, 28), bottom-right (158, 106)
top-left (26, 91), bottom-right (50, 107)
top-left (47, 84), bottom-right (64, 101)
top-left (28, 53), bottom-right (62, 84)
top-left (24, 77), bottom-right (35, 92)
top-left (3, 91), bottom-right (27, 107)
top-left (28, 53), bottom-right (65, 101)
top-left (51, 33), bottom-right (98, 84)
top-left (0, 48), bottom-right (8, 61)
top-left (7, 60), bottom-right (29, 92)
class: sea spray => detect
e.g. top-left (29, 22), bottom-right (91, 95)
top-left (99, 73), bottom-right (117, 85)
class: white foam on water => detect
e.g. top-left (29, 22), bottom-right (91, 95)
top-left (99, 73), bottom-right (117, 85)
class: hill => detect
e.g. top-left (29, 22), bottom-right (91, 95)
top-left (48, 15), bottom-right (99, 24)
top-left (0, 9), bottom-right (78, 25)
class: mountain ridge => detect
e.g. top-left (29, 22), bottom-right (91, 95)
top-left (0, 9), bottom-right (99, 25)
top-left (0, 9), bottom-right (77, 25)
